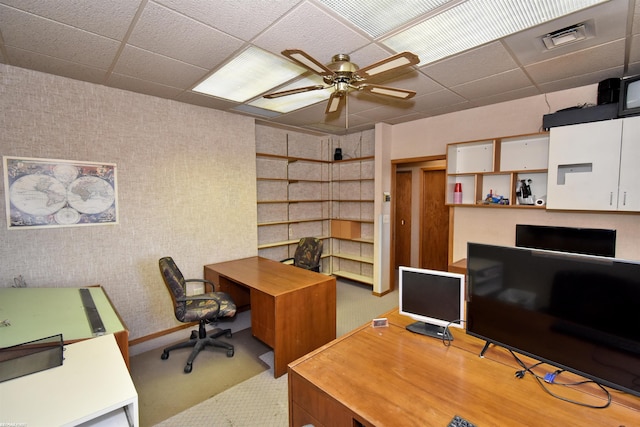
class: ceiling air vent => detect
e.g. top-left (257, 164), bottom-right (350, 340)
top-left (542, 23), bottom-right (587, 50)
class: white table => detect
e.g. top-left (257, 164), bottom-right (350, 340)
top-left (0, 334), bottom-right (138, 427)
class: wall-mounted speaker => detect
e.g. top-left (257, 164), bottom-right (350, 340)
top-left (597, 78), bottom-right (620, 105)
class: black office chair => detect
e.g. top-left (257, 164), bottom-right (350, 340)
top-left (159, 257), bottom-right (236, 373)
top-left (281, 237), bottom-right (323, 272)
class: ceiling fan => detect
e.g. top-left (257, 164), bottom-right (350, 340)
top-left (263, 49), bottom-right (421, 115)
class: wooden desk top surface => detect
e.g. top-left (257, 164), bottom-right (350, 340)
top-left (204, 256), bottom-right (335, 296)
top-left (289, 309), bottom-right (640, 426)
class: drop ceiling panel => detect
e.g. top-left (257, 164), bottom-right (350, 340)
top-left (155, 0), bottom-right (301, 42)
top-left (112, 45), bottom-right (208, 89)
top-left (253, 1), bottom-right (370, 59)
top-left (525, 39), bottom-right (625, 84)
top-left (0, 0), bottom-right (139, 39)
top-left (6, 46), bottom-right (107, 84)
top-left (0, 5), bottom-right (120, 69)
top-left (420, 42), bottom-right (520, 87)
top-left (503, 0), bottom-right (629, 66)
top-left (451, 69), bottom-right (533, 100)
top-left (107, 73), bottom-right (185, 100)
top-left (128, 2), bottom-right (245, 69)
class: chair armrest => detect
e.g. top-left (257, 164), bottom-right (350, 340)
top-left (185, 278), bottom-right (218, 292)
top-left (176, 294), bottom-right (219, 302)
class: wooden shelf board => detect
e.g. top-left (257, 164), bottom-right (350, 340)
top-left (332, 271), bottom-right (373, 285)
top-left (332, 253), bottom-right (374, 264)
top-left (258, 200), bottom-right (330, 204)
top-left (258, 218), bottom-right (327, 226)
top-left (258, 236), bottom-right (330, 249)
top-left (331, 237), bottom-right (374, 244)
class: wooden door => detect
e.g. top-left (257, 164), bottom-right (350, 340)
top-left (394, 170), bottom-right (412, 268)
top-left (421, 168), bottom-right (448, 271)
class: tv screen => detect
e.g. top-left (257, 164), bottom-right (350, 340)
top-left (466, 242), bottom-right (640, 398)
top-left (618, 75), bottom-right (640, 117)
top-left (515, 224), bottom-right (616, 257)
top-left (398, 266), bottom-right (465, 340)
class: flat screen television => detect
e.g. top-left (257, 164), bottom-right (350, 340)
top-left (618, 74), bottom-right (640, 117)
top-left (466, 242), bottom-right (640, 398)
top-left (398, 266), bottom-right (465, 341)
top-left (515, 224), bottom-right (616, 257)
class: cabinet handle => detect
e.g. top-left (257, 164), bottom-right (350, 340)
top-left (610, 192), bottom-right (613, 206)
top-left (623, 191), bottom-right (627, 206)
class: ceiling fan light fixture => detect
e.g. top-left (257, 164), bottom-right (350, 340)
top-left (193, 47), bottom-right (306, 102)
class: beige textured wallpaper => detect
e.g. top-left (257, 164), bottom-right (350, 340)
top-left (0, 64), bottom-right (258, 340)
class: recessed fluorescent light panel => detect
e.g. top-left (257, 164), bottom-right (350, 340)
top-left (318, 0), bottom-right (450, 38)
top-left (192, 47), bottom-right (307, 102)
top-left (249, 76), bottom-right (331, 113)
top-left (383, 0), bottom-right (609, 65)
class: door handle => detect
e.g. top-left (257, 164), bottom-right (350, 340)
top-left (401, 219), bottom-right (405, 225)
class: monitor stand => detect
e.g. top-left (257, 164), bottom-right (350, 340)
top-left (406, 321), bottom-right (453, 341)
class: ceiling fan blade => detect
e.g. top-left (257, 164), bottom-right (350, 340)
top-left (356, 51), bottom-right (420, 79)
top-left (325, 91), bottom-right (345, 114)
top-left (282, 49), bottom-right (335, 78)
top-left (263, 85), bottom-right (325, 99)
top-left (360, 84), bottom-right (416, 99)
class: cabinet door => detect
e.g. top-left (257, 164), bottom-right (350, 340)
top-left (619, 116), bottom-right (640, 211)
top-left (547, 120), bottom-right (622, 210)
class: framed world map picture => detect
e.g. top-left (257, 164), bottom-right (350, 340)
top-left (3, 156), bottom-right (118, 229)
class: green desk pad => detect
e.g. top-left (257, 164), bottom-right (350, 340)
top-left (0, 287), bottom-right (125, 348)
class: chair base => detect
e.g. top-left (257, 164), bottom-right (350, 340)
top-left (161, 321), bottom-right (234, 373)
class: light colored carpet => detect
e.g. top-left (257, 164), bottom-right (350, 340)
top-left (151, 279), bottom-right (399, 426)
top-left (131, 328), bottom-right (271, 427)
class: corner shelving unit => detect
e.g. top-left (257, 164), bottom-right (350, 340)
top-left (330, 155), bottom-right (375, 285)
top-left (255, 126), bottom-right (376, 285)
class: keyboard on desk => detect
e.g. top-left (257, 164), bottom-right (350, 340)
top-left (448, 415), bottom-right (477, 427)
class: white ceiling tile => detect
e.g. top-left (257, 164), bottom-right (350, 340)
top-left (629, 33), bottom-right (640, 64)
top-left (252, 1), bottom-right (370, 60)
top-left (503, 0), bottom-right (628, 66)
top-left (0, 5), bottom-right (120, 69)
top-left (411, 89), bottom-right (467, 112)
top-left (107, 73), bottom-right (185, 100)
top-left (177, 91), bottom-right (242, 111)
top-left (154, 0), bottom-right (301, 42)
top-left (469, 86), bottom-right (541, 108)
top-left (113, 45), bottom-right (208, 89)
top-left (537, 65), bottom-right (624, 93)
top-left (525, 39), bottom-right (625, 84)
top-left (451, 69), bottom-right (532, 100)
top-left (0, 0), bottom-right (139, 39)
top-left (128, 2), bottom-right (244, 69)
top-left (6, 47), bottom-right (107, 84)
top-left (421, 42), bottom-right (519, 87)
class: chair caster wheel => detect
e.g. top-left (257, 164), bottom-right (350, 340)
top-left (225, 331), bottom-right (232, 338)
top-left (184, 363), bottom-right (192, 374)
top-left (161, 351), bottom-right (169, 360)
top-left (227, 349), bottom-right (234, 357)
top-left (190, 331), bottom-right (197, 339)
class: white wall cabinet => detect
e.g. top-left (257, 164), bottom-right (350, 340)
top-left (547, 117), bottom-right (640, 211)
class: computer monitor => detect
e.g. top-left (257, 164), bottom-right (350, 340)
top-left (398, 266), bottom-right (466, 341)
top-left (515, 224), bottom-right (616, 257)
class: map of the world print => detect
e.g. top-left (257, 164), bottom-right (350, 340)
top-left (4, 157), bottom-right (118, 229)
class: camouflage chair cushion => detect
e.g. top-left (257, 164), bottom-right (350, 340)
top-left (159, 256), bottom-right (236, 323)
top-left (294, 237), bottom-right (323, 270)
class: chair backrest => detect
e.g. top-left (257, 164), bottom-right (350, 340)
top-left (293, 237), bottom-right (323, 271)
top-left (159, 257), bottom-right (188, 322)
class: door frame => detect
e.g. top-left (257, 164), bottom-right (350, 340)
top-left (390, 154), bottom-right (447, 290)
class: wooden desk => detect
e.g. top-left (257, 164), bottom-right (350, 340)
top-left (0, 286), bottom-right (130, 369)
top-left (204, 256), bottom-right (336, 378)
top-left (289, 309), bottom-right (640, 426)
top-left (0, 334), bottom-right (138, 427)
